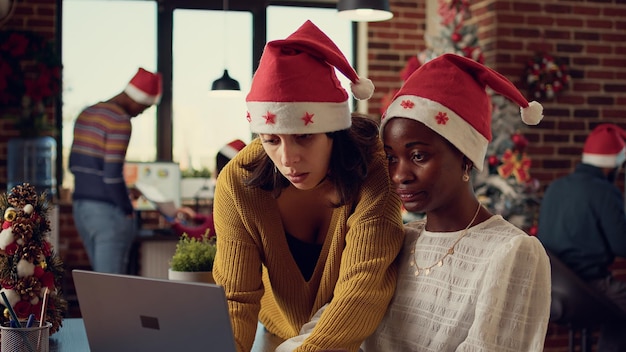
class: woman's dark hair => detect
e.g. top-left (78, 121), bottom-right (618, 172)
top-left (243, 113), bottom-right (379, 206)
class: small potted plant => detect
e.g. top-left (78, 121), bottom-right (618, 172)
top-left (168, 233), bottom-right (217, 284)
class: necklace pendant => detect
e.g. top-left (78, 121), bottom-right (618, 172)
top-left (424, 268), bottom-right (430, 276)
top-left (414, 269), bottom-right (420, 276)
top-left (437, 260), bottom-right (443, 267)
top-left (448, 248), bottom-right (455, 255)
top-left (409, 259), bottom-right (415, 267)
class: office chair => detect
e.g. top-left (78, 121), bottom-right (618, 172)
top-left (547, 249), bottom-right (626, 352)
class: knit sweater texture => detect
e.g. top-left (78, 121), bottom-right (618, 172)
top-left (69, 102), bottom-right (133, 215)
top-left (363, 216), bottom-right (551, 352)
top-left (213, 138), bottom-right (405, 352)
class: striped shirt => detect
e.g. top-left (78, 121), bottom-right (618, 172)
top-left (69, 102), bottom-right (133, 215)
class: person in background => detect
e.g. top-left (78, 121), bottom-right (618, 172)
top-left (363, 53), bottom-right (551, 351)
top-left (538, 123), bottom-right (626, 351)
top-left (216, 139), bottom-right (247, 178)
top-left (172, 139), bottom-right (247, 238)
top-left (212, 20), bottom-right (405, 352)
top-left (69, 67), bottom-right (162, 274)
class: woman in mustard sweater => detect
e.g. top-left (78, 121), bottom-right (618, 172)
top-left (212, 20), bottom-right (404, 352)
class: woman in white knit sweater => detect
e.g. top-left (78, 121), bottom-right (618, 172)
top-left (362, 54), bottom-right (552, 352)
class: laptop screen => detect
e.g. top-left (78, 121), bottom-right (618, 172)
top-left (72, 270), bottom-right (236, 352)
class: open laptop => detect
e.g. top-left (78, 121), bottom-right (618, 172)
top-left (72, 269), bottom-right (236, 352)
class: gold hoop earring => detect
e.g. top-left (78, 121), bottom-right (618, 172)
top-left (462, 163), bottom-right (471, 182)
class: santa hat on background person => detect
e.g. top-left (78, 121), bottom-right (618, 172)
top-left (382, 53), bottom-right (543, 172)
top-left (246, 20), bottom-right (374, 135)
top-left (218, 139), bottom-right (247, 160)
top-left (124, 67), bottom-right (163, 106)
top-left (216, 139), bottom-right (247, 175)
top-left (582, 124), bottom-right (626, 168)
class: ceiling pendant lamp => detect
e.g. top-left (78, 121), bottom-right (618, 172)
top-left (337, 0), bottom-right (393, 22)
top-left (209, 0), bottom-right (240, 96)
top-left (211, 69), bottom-right (240, 91)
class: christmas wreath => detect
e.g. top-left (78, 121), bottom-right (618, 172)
top-left (0, 30), bottom-right (62, 137)
top-left (524, 53), bottom-right (570, 100)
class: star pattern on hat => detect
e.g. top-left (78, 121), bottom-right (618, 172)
top-left (246, 111), bottom-right (251, 122)
top-left (302, 112), bottom-right (315, 126)
top-left (435, 111), bottom-right (449, 125)
top-left (263, 111), bottom-right (276, 125)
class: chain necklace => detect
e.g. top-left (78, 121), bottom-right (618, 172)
top-left (409, 203), bottom-right (482, 277)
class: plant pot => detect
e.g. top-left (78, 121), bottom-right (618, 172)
top-left (168, 269), bottom-right (215, 284)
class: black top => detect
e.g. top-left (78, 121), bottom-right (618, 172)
top-left (286, 233), bottom-right (323, 281)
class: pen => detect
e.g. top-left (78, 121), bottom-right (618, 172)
top-left (39, 287), bottom-right (49, 328)
top-left (1, 291), bottom-right (20, 326)
top-left (26, 313), bottom-right (35, 328)
top-left (1, 291), bottom-right (36, 352)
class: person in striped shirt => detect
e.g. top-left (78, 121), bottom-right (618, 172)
top-left (69, 67), bottom-right (162, 274)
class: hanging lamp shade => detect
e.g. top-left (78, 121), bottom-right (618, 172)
top-left (209, 69), bottom-right (240, 96)
top-left (337, 0), bottom-right (393, 22)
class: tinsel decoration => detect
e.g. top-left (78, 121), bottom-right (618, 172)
top-left (0, 183), bottom-right (67, 334)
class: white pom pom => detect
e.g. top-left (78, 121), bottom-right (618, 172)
top-left (0, 289), bottom-right (19, 308)
top-left (521, 101), bottom-right (543, 125)
top-left (17, 259), bottom-right (35, 278)
top-left (23, 204), bottom-right (33, 214)
top-left (350, 76), bottom-right (375, 101)
top-left (0, 228), bottom-right (14, 250)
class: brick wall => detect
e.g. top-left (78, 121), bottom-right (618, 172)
top-left (2, 0), bottom-right (626, 350)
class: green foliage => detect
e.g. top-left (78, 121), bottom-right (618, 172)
top-left (170, 234), bottom-right (216, 272)
top-left (181, 167), bottom-right (212, 178)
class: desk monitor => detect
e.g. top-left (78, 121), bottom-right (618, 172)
top-left (123, 161), bottom-right (181, 212)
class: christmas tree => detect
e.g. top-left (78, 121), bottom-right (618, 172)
top-left (0, 183), bottom-right (67, 333)
top-left (474, 95), bottom-right (541, 234)
top-left (417, 0), bottom-right (483, 65)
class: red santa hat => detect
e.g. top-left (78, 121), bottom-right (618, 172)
top-left (381, 53), bottom-right (543, 171)
top-left (582, 124), bottom-right (626, 168)
top-left (124, 68), bottom-right (163, 106)
top-left (218, 139), bottom-right (246, 160)
top-left (246, 20), bottom-right (374, 134)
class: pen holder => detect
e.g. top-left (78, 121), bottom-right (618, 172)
top-left (0, 321), bottom-right (51, 352)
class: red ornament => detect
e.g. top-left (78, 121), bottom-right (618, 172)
top-left (488, 155), bottom-right (499, 167)
top-left (511, 133), bottom-right (528, 151)
top-left (528, 224), bottom-right (538, 236)
top-left (451, 32), bottom-right (462, 42)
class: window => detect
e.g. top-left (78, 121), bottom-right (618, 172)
top-left (61, 1), bottom-right (356, 188)
top-left (62, 0), bottom-right (157, 190)
top-left (172, 9), bottom-right (253, 172)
